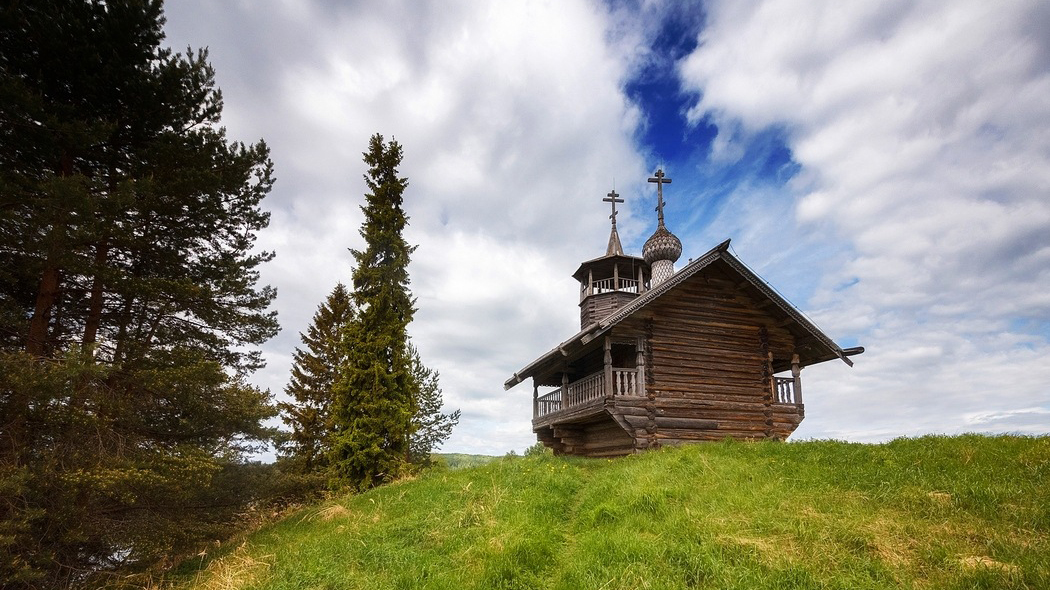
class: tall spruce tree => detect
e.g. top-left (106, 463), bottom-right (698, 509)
top-left (278, 283), bottom-right (354, 472)
top-left (329, 135), bottom-right (417, 490)
top-left (0, 1), bottom-right (278, 585)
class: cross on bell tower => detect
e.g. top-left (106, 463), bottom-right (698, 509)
top-left (647, 169), bottom-right (672, 227)
top-left (604, 189), bottom-right (623, 227)
top-left (603, 188), bottom-right (625, 256)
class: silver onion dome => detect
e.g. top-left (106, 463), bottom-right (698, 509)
top-left (642, 225), bottom-right (682, 265)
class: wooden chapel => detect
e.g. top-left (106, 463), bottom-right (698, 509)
top-left (504, 171), bottom-right (863, 457)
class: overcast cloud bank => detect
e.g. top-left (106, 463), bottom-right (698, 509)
top-left (680, 0), bottom-right (1050, 440)
top-left (163, 0), bottom-right (1050, 454)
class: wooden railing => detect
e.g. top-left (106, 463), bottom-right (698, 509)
top-left (565, 372), bottom-right (604, 407)
top-left (583, 277), bottom-right (641, 296)
top-left (539, 371), bottom-right (797, 418)
top-left (611, 368), bottom-right (639, 395)
top-left (536, 390), bottom-right (562, 417)
top-left (774, 377), bottom-right (798, 404)
top-left (616, 278), bottom-right (640, 293)
top-left (534, 368), bottom-right (641, 418)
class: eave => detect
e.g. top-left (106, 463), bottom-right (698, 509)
top-left (505, 238), bottom-right (859, 391)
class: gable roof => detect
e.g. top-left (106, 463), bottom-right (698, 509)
top-left (504, 238), bottom-right (856, 390)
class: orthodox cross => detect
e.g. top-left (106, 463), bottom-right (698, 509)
top-left (647, 169), bottom-right (672, 226)
top-left (603, 189), bottom-right (623, 228)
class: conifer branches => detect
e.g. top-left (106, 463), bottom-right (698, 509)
top-left (277, 283), bottom-right (354, 472)
top-left (279, 135), bottom-right (458, 490)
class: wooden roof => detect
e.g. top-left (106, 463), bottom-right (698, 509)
top-left (571, 253), bottom-right (649, 282)
top-left (505, 239), bottom-right (856, 390)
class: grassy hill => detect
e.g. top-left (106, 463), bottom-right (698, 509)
top-left (176, 435), bottom-right (1048, 589)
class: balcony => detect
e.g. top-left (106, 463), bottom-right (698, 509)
top-left (534, 368), bottom-right (641, 418)
top-left (536, 372), bottom-right (802, 419)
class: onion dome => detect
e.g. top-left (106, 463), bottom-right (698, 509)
top-left (642, 224), bottom-right (682, 266)
top-left (644, 168), bottom-right (681, 286)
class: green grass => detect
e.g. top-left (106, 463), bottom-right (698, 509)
top-left (175, 435), bottom-right (1049, 589)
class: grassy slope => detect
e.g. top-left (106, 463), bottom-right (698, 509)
top-left (179, 435), bottom-right (1049, 589)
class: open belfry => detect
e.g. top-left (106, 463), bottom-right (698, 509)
top-left (505, 170), bottom-right (863, 457)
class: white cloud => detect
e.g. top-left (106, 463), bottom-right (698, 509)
top-left (164, 0), bottom-right (651, 454)
top-left (162, 0), bottom-right (1049, 456)
top-left (680, 0), bottom-right (1050, 439)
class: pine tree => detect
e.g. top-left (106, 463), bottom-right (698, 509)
top-left (407, 344), bottom-right (461, 465)
top-left (329, 135), bottom-right (417, 490)
top-left (278, 283), bottom-right (354, 472)
top-left (0, 1), bottom-right (278, 584)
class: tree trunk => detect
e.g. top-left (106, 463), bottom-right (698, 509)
top-left (82, 237), bottom-right (110, 348)
top-left (27, 150), bottom-right (76, 356)
top-left (26, 265), bottom-right (61, 356)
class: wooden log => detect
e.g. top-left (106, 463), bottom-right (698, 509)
top-left (654, 398), bottom-right (770, 412)
top-left (650, 390), bottom-right (766, 403)
top-left (613, 405), bottom-right (649, 416)
top-left (622, 415), bottom-right (649, 428)
top-left (654, 417), bottom-right (718, 430)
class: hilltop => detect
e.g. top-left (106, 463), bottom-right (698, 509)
top-left (176, 435), bottom-right (1048, 589)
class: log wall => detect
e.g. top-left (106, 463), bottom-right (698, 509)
top-left (615, 263), bottom-right (805, 444)
top-left (535, 260), bottom-right (807, 455)
top-left (634, 264), bottom-right (797, 438)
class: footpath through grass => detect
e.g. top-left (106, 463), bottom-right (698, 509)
top-left (177, 435), bottom-right (1049, 589)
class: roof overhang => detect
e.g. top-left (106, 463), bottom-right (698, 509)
top-left (505, 238), bottom-right (859, 391)
top-left (571, 254), bottom-right (649, 282)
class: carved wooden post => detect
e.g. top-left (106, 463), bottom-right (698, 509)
top-left (636, 335), bottom-right (646, 397)
top-left (613, 263), bottom-right (619, 291)
top-left (604, 336), bottom-right (613, 397)
top-left (637, 266), bottom-right (645, 293)
top-left (533, 381), bottom-right (539, 417)
top-left (791, 353), bottom-right (803, 405)
top-left (561, 372), bottom-right (569, 409)
top-left (587, 268), bottom-right (593, 297)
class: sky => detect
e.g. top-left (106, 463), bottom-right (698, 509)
top-left (162, 0), bottom-right (1050, 456)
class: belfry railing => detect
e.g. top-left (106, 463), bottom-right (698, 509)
top-left (583, 277), bottom-right (640, 296)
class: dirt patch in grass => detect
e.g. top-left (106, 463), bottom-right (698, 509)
top-left (959, 555), bottom-right (1019, 574)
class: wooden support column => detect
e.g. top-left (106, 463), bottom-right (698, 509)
top-left (587, 269), bottom-right (593, 296)
top-left (791, 353), bottom-right (803, 405)
top-left (532, 381), bottom-right (539, 418)
top-left (637, 266), bottom-right (645, 293)
top-left (604, 336), bottom-right (613, 397)
top-left (636, 336), bottom-right (646, 397)
top-left (561, 373), bottom-right (569, 408)
top-left (613, 263), bottom-right (619, 291)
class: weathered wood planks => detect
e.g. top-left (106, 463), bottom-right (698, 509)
top-left (531, 257), bottom-right (811, 457)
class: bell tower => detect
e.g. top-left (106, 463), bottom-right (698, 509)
top-left (574, 189), bottom-right (651, 328)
